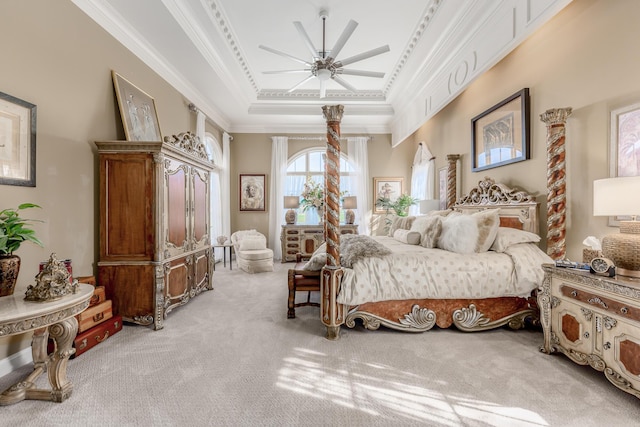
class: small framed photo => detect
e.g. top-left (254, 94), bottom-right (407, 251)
top-left (239, 174), bottom-right (266, 211)
top-left (112, 70), bottom-right (162, 141)
top-left (373, 177), bottom-right (403, 214)
top-left (0, 91), bottom-right (36, 187)
top-left (438, 166), bottom-right (448, 210)
top-left (609, 101), bottom-right (640, 225)
top-left (471, 88), bottom-right (530, 172)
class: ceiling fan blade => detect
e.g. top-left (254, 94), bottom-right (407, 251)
top-left (332, 75), bottom-right (357, 93)
top-left (263, 69), bottom-right (311, 74)
top-left (287, 74), bottom-right (315, 93)
top-left (293, 21), bottom-right (319, 60)
top-left (339, 69), bottom-right (385, 78)
top-left (327, 19), bottom-right (358, 62)
top-left (319, 80), bottom-right (327, 99)
top-left (259, 45), bottom-right (312, 66)
top-left (334, 45), bottom-right (390, 67)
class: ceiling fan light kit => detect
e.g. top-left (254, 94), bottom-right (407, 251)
top-left (259, 9), bottom-right (390, 98)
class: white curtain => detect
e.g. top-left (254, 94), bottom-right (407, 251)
top-left (196, 110), bottom-right (205, 142)
top-left (347, 137), bottom-right (370, 235)
top-left (268, 136), bottom-right (288, 260)
top-left (221, 132), bottom-right (232, 240)
top-left (409, 142), bottom-right (436, 216)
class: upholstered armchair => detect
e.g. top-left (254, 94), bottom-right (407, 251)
top-left (229, 230), bottom-right (274, 274)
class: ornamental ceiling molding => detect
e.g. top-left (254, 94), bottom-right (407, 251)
top-left (205, 0), bottom-right (443, 101)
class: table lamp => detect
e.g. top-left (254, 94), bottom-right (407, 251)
top-left (284, 196), bottom-right (300, 224)
top-left (343, 196), bottom-right (357, 224)
top-left (420, 199), bottom-right (441, 214)
top-left (593, 176), bottom-right (640, 278)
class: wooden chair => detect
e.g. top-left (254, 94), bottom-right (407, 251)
top-left (287, 254), bottom-right (321, 319)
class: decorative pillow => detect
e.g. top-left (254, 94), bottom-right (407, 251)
top-left (426, 209), bottom-right (452, 217)
top-left (238, 235), bottom-right (266, 251)
top-left (341, 234), bottom-right (392, 268)
top-left (303, 242), bottom-right (327, 270)
top-left (473, 209), bottom-right (500, 252)
top-left (437, 214), bottom-right (479, 254)
top-left (410, 215), bottom-right (443, 248)
top-left (387, 215), bottom-right (416, 237)
top-left (490, 227), bottom-right (541, 253)
top-left (393, 229), bottom-right (421, 245)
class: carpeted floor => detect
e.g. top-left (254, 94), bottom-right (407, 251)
top-left (1, 262), bottom-right (639, 426)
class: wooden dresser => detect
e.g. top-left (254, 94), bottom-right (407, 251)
top-left (96, 134), bottom-right (215, 330)
top-left (280, 224), bottom-right (358, 262)
top-left (539, 265), bottom-right (640, 399)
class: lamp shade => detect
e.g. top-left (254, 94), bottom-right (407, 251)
top-left (342, 196), bottom-right (357, 209)
top-left (419, 199), bottom-right (441, 214)
top-left (284, 196), bottom-right (300, 209)
top-left (593, 176), bottom-right (640, 217)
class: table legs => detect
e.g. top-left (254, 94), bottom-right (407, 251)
top-left (0, 317), bottom-right (78, 405)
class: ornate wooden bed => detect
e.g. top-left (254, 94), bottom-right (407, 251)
top-left (341, 177), bottom-right (546, 333)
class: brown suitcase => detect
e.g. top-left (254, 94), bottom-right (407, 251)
top-left (76, 300), bottom-right (112, 333)
top-left (88, 286), bottom-right (106, 307)
top-left (72, 315), bottom-right (123, 358)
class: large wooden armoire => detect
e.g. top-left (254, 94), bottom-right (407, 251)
top-left (96, 132), bottom-right (215, 330)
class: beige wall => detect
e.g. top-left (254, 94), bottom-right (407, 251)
top-left (403, 0), bottom-right (640, 261)
top-left (0, 1), bottom-right (199, 361)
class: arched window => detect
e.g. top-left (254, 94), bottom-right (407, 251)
top-left (285, 148), bottom-right (355, 224)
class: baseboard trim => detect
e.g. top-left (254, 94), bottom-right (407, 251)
top-left (0, 348), bottom-right (33, 378)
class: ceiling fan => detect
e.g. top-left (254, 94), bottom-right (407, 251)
top-left (259, 10), bottom-right (390, 98)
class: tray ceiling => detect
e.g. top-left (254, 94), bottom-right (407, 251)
top-left (72, 0), bottom-right (572, 145)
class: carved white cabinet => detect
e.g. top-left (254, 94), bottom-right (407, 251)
top-left (280, 224), bottom-right (358, 262)
top-left (539, 265), bottom-right (640, 399)
top-left (96, 133), bottom-right (215, 330)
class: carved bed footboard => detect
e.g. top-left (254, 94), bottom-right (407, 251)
top-left (345, 295), bottom-right (539, 333)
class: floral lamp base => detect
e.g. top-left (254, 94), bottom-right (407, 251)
top-left (285, 209), bottom-right (296, 224)
top-left (345, 209), bottom-right (355, 225)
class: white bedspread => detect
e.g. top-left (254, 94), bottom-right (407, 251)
top-left (337, 236), bottom-right (553, 305)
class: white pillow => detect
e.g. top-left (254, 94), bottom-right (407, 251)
top-left (490, 227), bottom-right (540, 252)
top-left (410, 215), bottom-right (443, 248)
top-left (472, 209), bottom-right (501, 252)
top-left (303, 242), bottom-right (326, 270)
top-left (238, 235), bottom-right (266, 251)
top-left (437, 214), bottom-right (479, 254)
top-left (387, 216), bottom-right (416, 237)
top-left (393, 229), bottom-right (421, 245)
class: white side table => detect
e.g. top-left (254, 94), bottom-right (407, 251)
top-left (0, 283), bottom-right (93, 405)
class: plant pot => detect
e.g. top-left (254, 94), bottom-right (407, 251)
top-left (0, 254), bottom-right (21, 297)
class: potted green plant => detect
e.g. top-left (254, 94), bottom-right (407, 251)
top-left (376, 193), bottom-right (419, 217)
top-left (0, 203), bottom-right (44, 297)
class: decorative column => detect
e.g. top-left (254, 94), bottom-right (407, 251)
top-left (540, 107), bottom-right (572, 260)
top-left (321, 105), bottom-right (345, 340)
top-left (446, 154), bottom-right (460, 209)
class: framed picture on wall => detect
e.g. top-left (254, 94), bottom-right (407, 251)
top-left (239, 174), bottom-right (266, 211)
top-left (608, 101), bottom-right (640, 225)
top-left (0, 91), bottom-right (36, 187)
top-left (373, 177), bottom-right (403, 214)
top-left (438, 166), bottom-right (448, 210)
top-left (112, 70), bottom-right (162, 141)
top-left (471, 88), bottom-right (530, 172)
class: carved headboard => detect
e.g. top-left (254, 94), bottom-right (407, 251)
top-left (453, 177), bottom-right (539, 234)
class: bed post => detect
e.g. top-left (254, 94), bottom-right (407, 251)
top-left (321, 105), bottom-right (345, 340)
top-left (540, 108), bottom-right (572, 260)
top-left (446, 154), bottom-right (460, 208)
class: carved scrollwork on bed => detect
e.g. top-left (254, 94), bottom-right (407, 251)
top-left (458, 177), bottom-right (535, 205)
top-left (345, 305), bottom-right (437, 332)
top-left (453, 177), bottom-right (539, 233)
